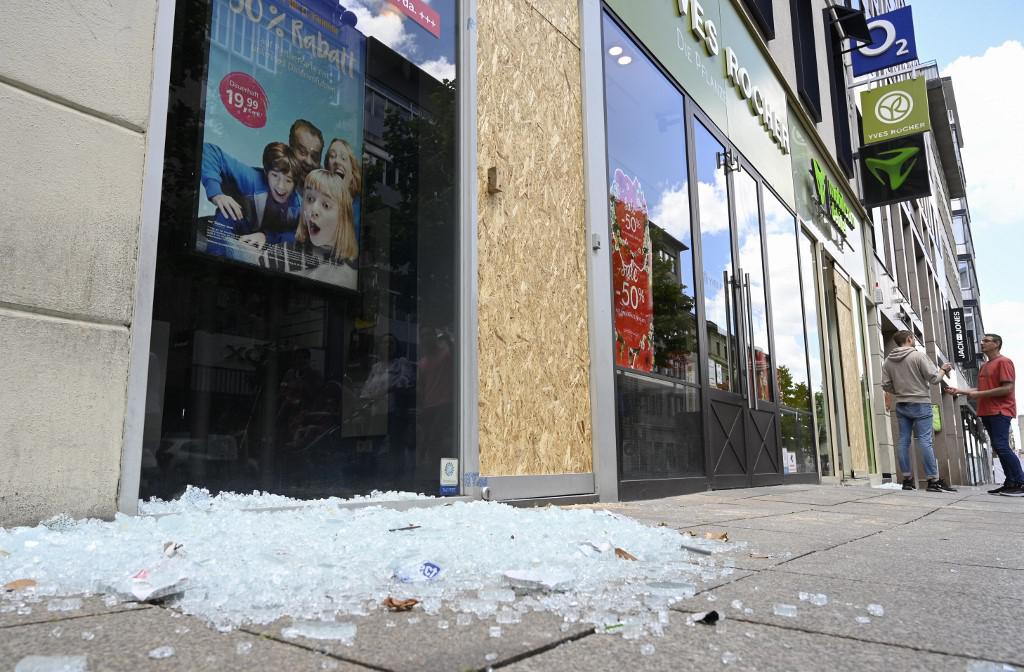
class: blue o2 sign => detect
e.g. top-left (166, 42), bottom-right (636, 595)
top-left (851, 6), bottom-right (919, 77)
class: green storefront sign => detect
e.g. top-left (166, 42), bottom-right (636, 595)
top-left (811, 158), bottom-right (855, 235)
top-left (605, 0), bottom-right (794, 207)
top-left (860, 134), bottom-right (932, 207)
top-left (861, 77), bottom-right (931, 145)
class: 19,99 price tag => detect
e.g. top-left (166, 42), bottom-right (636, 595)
top-left (219, 72), bottom-right (268, 129)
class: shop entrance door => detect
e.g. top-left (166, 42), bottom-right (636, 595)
top-left (692, 119), bottom-right (782, 489)
top-left (824, 260), bottom-right (871, 478)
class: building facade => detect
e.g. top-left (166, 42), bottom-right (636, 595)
top-left (0, 0), bottom-right (989, 526)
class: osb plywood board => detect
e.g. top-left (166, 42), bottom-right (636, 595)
top-left (477, 0), bottom-right (592, 476)
top-left (520, 0), bottom-right (580, 45)
top-left (833, 272), bottom-right (870, 476)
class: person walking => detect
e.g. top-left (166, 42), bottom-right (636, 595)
top-left (881, 330), bottom-right (958, 492)
top-left (950, 334), bottom-right (1023, 497)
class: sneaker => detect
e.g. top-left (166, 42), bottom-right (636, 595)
top-left (988, 482), bottom-right (1010, 495)
top-left (902, 477), bottom-right (915, 491)
top-left (927, 479), bottom-right (958, 493)
top-left (998, 484), bottom-right (1024, 497)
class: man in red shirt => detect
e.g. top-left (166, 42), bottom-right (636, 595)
top-left (951, 333), bottom-right (1022, 496)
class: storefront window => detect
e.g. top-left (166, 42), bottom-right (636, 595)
top-left (142, 0), bottom-right (460, 500)
top-left (765, 193), bottom-right (815, 474)
top-left (694, 123), bottom-right (738, 393)
top-left (734, 170), bottom-right (771, 402)
top-left (603, 14), bottom-right (702, 480)
top-left (797, 230), bottom-right (832, 476)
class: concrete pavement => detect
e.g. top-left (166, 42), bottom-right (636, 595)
top-left (1, 484), bottom-right (1020, 671)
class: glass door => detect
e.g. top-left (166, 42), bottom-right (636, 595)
top-left (692, 117), bottom-right (781, 488)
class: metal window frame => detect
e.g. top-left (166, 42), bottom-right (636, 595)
top-left (119, 0), bottom-right (481, 511)
top-left (117, 0), bottom-right (177, 515)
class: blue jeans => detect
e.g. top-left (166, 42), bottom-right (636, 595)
top-left (895, 402), bottom-right (938, 479)
top-left (982, 414), bottom-right (1024, 485)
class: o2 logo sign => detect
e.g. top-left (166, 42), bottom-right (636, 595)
top-left (851, 6), bottom-right (918, 77)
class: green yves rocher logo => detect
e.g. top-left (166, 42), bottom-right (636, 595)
top-left (811, 158), bottom-right (853, 234)
top-left (865, 147), bottom-right (920, 190)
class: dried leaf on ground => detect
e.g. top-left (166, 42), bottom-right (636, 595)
top-left (382, 597), bottom-right (419, 611)
top-left (703, 531), bottom-right (729, 542)
top-left (4, 579), bottom-right (37, 592)
top-left (614, 548), bottom-right (638, 561)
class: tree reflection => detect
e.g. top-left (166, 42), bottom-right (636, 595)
top-left (650, 225), bottom-right (697, 380)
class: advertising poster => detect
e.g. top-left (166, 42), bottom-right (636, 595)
top-left (860, 134), bottom-right (931, 208)
top-left (610, 169), bottom-right (654, 373)
top-left (196, 0), bottom-right (367, 291)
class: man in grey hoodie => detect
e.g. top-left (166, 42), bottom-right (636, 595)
top-left (881, 330), bottom-right (957, 492)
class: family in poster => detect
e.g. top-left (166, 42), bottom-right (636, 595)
top-left (196, 0), bottom-right (366, 291)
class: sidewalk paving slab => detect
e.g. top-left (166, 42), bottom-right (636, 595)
top-left (846, 526), bottom-right (1024, 570)
top-left (779, 546), bottom-right (1024, 601)
top-left (243, 609), bottom-right (593, 672)
top-left (678, 568), bottom-right (1024, 667)
top-left (0, 606), bottom-right (361, 672)
top-left (0, 595), bottom-right (150, 629)
top-left (502, 618), bottom-right (978, 672)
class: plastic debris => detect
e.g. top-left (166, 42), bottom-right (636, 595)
top-left (688, 610), bottom-right (720, 626)
top-left (730, 599), bottom-right (744, 610)
top-left (456, 613), bottom-right (473, 627)
top-left (640, 643), bottom-right (656, 656)
top-left (14, 656), bottom-right (89, 672)
top-left (437, 619), bottom-right (449, 629)
top-left (872, 482), bottom-right (905, 489)
top-left (810, 593), bottom-right (829, 606)
top-left (236, 641), bottom-right (253, 655)
top-left (162, 542), bottom-right (183, 558)
top-left (4, 579), bottom-right (37, 592)
top-left (50, 627), bottom-right (63, 638)
top-left (614, 548), bottom-right (638, 561)
top-left (489, 626), bottom-right (502, 638)
top-left (119, 562), bottom-right (189, 603)
top-left (722, 651), bottom-right (739, 664)
top-left (394, 560), bottom-right (443, 583)
top-left (867, 603), bottom-right (885, 617)
top-left (281, 620), bottom-right (357, 644)
top-left (855, 616), bottom-right (871, 624)
top-left (772, 604), bottom-right (798, 618)
top-left (485, 653), bottom-right (499, 663)
top-left (81, 632), bottom-right (95, 642)
top-left (798, 591), bottom-right (810, 601)
top-left (147, 646), bottom-right (176, 659)
top-left (382, 597), bottom-right (419, 612)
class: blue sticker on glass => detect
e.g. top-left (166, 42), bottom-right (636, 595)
top-left (851, 6), bottom-right (918, 77)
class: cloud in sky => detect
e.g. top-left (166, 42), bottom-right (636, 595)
top-left (942, 42), bottom-right (1024, 446)
top-left (418, 56), bottom-right (456, 82)
top-left (942, 41), bottom-right (1024, 231)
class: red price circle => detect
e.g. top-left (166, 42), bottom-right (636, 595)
top-left (219, 72), bottom-right (268, 129)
